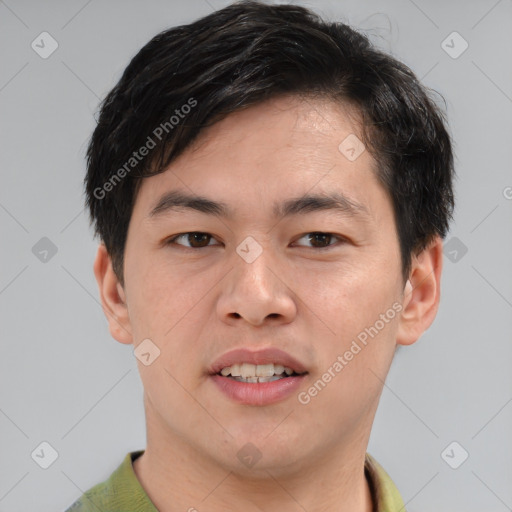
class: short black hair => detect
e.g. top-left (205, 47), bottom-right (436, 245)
top-left (85, 0), bottom-right (455, 288)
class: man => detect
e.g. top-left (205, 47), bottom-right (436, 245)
top-left (65, 1), bottom-right (455, 510)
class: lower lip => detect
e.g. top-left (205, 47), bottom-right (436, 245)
top-left (210, 374), bottom-right (307, 405)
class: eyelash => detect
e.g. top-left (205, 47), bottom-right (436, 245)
top-left (164, 232), bottom-right (348, 250)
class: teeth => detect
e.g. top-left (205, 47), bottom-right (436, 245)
top-left (256, 363), bottom-right (274, 377)
top-left (218, 363), bottom-right (296, 378)
top-left (241, 362), bottom-right (256, 377)
top-left (231, 375), bottom-right (284, 383)
top-left (230, 363), bottom-right (242, 377)
top-left (274, 364), bottom-right (284, 375)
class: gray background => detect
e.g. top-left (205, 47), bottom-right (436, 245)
top-left (1, 0), bottom-right (511, 511)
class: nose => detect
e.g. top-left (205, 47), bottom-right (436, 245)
top-left (216, 240), bottom-right (297, 327)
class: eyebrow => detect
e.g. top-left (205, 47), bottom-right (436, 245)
top-left (148, 190), bottom-right (371, 222)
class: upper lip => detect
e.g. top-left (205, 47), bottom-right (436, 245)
top-left (209, 347), bottom-right (308, 375)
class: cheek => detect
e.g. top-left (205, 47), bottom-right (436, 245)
top-left (125, 258), bottom-right (210, 371)
top-left (302, 314), bottom-right (398, 430)
top-left (306, 264), bottom-right (391, 336)
top-left (309, 260), bottom-right (400, 381)
top-left (123, 249), bottom-right (178, 345)
top-left (125, 238), bottom-right (182, 313)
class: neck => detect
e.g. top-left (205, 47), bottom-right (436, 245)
top-left (133, 407), bottom-right (375, 512)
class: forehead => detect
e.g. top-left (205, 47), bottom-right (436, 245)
top-left (190, 94), bottom-right (364, 159)
top-left (133, 94), bottom-right (390, 227)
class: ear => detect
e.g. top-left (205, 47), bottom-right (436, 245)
top-left (93, 243), bottom-right (133, 345)
top-left (396, 235), bottom-right (443, 346)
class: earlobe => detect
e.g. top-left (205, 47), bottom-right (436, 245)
top-left (93, 244), bottom-right (133, 345)
top-left (396, 236), bottom-right (443, 346)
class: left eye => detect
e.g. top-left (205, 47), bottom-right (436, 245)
top-left (166, 231), bottom-right (345, 249)
top-left (293, 232), bottom-right (345, 249)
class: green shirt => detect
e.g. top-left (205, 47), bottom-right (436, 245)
top-left (64, 450), bottom-right (406, 511)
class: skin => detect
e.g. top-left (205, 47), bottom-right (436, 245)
top-left (94, 94), bottom-right (443, 512)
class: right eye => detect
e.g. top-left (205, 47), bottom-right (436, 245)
top-left (165, 232), bottom-right (221, 249)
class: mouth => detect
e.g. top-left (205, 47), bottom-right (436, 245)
top-left (217, 362), bottom-right (306, 383)
top-left (208, 347), bottom-right (309, 405)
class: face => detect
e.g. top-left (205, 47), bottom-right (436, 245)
top-left (97, 94), bottom-right (440, 476)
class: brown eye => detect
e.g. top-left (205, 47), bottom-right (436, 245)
top-left (294, 232), bottom-right (344, 249)
top-left (167, 232), bottom-right (216, 248)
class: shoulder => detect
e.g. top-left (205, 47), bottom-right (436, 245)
top-left (63, 479), bottom-right (113, 511)
top-left (63, 450), bottom-right (149, 512)
top-left (365, 452), bottom-right (407, 512)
